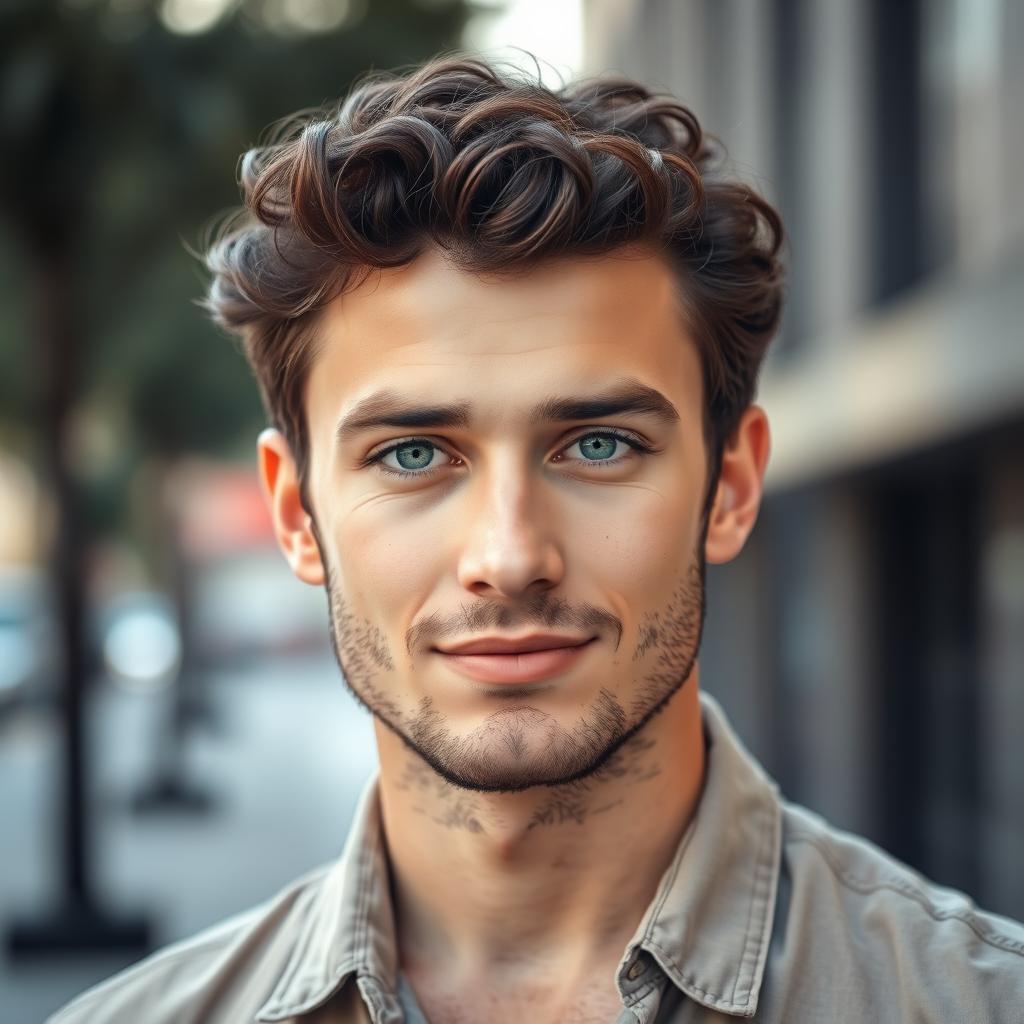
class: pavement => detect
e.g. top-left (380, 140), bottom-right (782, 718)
top-left (0, 652), bottom-right (378, 1023)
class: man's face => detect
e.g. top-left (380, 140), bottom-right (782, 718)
top-left (286, 247), bottom-right (718, 793)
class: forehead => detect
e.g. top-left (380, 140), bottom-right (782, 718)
top-left (306, 246), bottom-right (703, 431)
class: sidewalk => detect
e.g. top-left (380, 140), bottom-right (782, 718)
top-left (0, 654), bottom-right (378, 1023)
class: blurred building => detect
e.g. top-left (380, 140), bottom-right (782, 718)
top-left (583, 0), bottom-right (1024, 919)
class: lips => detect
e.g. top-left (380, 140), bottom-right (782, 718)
top-left (436, 633), bottom-right (594, 655)
top-left (435, 636), bottom-right (596, 685)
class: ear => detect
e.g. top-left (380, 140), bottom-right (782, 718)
top-left (256, 428), bottom-right (325, 586)
top-left (704, 405), bottom-right (771, 565)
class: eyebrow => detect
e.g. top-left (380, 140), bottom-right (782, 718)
top-left (334, 377), bottom-right (681, 446)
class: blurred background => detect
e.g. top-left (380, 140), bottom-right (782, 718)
top-left (1, 0), bottom-right (1021, 1019)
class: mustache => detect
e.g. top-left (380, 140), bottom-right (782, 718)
top-left (405, 595), bottom-right (622, 656)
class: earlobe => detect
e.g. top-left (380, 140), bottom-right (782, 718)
top-left (256, 428), bottom-right (325, 586)
top-left (703, 406), bottom-right (771, 566)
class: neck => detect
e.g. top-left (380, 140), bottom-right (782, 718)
top-left (375, 674), bottom-right (707, 984)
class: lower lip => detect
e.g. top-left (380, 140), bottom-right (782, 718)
top-left (437, 640), bottom-right (595, 684)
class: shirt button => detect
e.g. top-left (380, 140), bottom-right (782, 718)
top-left (627, 959), bottom-right (647, 981)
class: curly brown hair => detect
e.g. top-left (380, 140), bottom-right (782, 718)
top-left (201, 53), bottom-right (785, 519)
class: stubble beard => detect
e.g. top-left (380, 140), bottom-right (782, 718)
top-left (315, 520), bottom-right (709, 795)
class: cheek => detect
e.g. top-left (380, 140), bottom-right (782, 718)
top-left (566, 484), bottom-right (698, 588)
top-left (332, 503), bottom-right (446, 619)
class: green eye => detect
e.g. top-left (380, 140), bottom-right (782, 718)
top-left (369, 438), bottom-right (453, 479)
top-left (391, 441), bottom-right (436, 471)
top-left (574, 433), bottom-right (623, 461)
top-left (366, 429), bottom-right (653, 480)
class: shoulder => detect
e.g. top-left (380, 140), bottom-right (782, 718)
top-left (769, 798), bottom-right (1024, 1019)
top-left (46, 862), bottom-right (335, 1024)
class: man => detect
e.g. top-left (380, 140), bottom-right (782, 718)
top-left (51, 54), bottom-right (1024, 1023)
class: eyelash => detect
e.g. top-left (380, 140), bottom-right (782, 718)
top-left (362, 430), bottom-right (657, 481)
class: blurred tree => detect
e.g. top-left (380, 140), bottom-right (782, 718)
top-left (2, 0), bottom-right (469, 535)
top-left (0, 0), bottom-right (468, 954)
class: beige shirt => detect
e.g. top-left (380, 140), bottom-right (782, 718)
top-left (49, 691), bottom-right (1024, 1023)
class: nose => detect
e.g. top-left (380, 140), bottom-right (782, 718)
top-left (455, 452), bottom-right (565, 600)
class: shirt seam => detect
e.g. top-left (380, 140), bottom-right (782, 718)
top-left (269, 822), bottom-right (379, 1016)
top-left (786, 829), bottom-right (1024, 958)
top-left (640, 935), bottom-right (752, 1012)
top-left (269, 861), bottom-right (355, 1013)
top-left (640, 812), bottom-right (696, 945)
top-left (259, 963), bottom-right (359, 1021)
top-left (269, 914), bottom-right (314, 1008)
top-left (729, 792), bottom-right (775, 1008)
top-left (354, 826), bottom-right (377, 977)
top-left (637, 795), bottom-right (775, 1014)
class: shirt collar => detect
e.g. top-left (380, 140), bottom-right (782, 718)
top-left (621, 690), bottom-right (783, 1017)
top-left (258, 689), bottom-right (782, 1021)
top-left (256, 770), bottom-right (395, 1021)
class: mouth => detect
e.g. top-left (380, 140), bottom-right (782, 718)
top-left (435, 638), bottom-right (597, 685)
